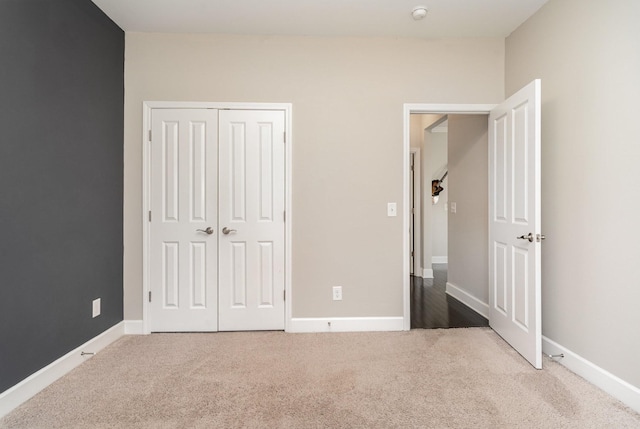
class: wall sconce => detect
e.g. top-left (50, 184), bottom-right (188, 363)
top-left (431, 171), bottom-right (447, 204)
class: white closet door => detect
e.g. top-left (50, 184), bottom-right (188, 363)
top-left (218, 110), bottom-right (286, 331)
top-left (149, 109), bottom-right (218, 332)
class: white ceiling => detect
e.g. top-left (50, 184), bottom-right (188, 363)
top-left (91, 0), bottom-right (549, 39)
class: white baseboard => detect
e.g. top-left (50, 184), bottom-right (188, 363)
top-left (124, 320), bottom-right (144, 335)
top-left (288, 317), bottom-right (404, 333)
top-left (432, 256), bottom-right (448, 264)
top-left (0, 322), bottom-right (125, 419)
top-left (422, 268), bottom-right (434, 279)
top-left (542, 336), bottom-right (640, 413)
top-left (445, 282), bottom-right (489, 319)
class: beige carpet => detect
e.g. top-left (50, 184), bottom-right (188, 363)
top-left (1, 328), bottom-right (639, 429)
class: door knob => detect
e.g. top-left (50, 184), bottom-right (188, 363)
top-left (517, 232), bottom-right (534, 243)
top-left (196, 227), bottom-right (214, 235)
top-left (536, 234), bottom-right (546, 242)
top-left (222, 227), bottom-right (237, 235)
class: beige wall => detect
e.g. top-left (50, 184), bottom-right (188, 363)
top-left (430, 131), bottom-right (448, 260)
top-left (411, 114), bottom-right (445, 276)
top-left (124, 33), bottom-right (504, 320)
top-left (506, 0), bottom-right (640, 387)
top-left (409, 115), bottom-right (424, 149)
top-left (447, 115), bottom-right (488, 303)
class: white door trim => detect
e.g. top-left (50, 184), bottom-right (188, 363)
top-left (142, 102), bottom-right (293, 334)
top-left (402, 104), bottom-right (496, 331)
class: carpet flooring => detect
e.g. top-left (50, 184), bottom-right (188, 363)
top-left (2, 328), bottom-right (639, 428)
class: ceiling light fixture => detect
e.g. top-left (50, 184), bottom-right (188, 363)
top-left (412, 6), bottom-right (428, 21)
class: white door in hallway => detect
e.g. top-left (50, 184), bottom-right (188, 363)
top-left (218, 110), bottom-right (286, 331)
top-left (489, 79), bottom-right (542, 368)
top-left (149, 109), bottom-right (218, 332)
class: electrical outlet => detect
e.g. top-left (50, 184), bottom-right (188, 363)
top-left (450, 202), bottom-right (457, 214)
top-left (92, 298), bottom-right (101, 318)
top-left (332, 286), bottom-right (342, 301)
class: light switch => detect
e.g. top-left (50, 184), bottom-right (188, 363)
top-left (450, 202), bottom-right (457, 214)
top-left (387, 202), bottom-right (397, 217)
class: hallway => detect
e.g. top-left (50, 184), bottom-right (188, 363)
top-left (410, 264), bottom-right (489, 329)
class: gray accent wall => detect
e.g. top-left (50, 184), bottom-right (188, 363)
top-left (0, 0), bottom-right (124, 393)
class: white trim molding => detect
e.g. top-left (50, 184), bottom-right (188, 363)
top-left (288, 317), bottom-right (404, 333)
top-left (542, 336), bottom-right (640, 413)
top-left (142, 102), bottom-right (293, 334)
top-left (422, 268), bottom-right (434, 279)
top-left (445, 282), bottom-right (489, 319)
top-left (432, 256), bottom-right (448, 264)
top-left (0, 322), bottom-right (124, 419)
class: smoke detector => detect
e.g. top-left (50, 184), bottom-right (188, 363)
top-left (412, 6), bottom-right (428, 20)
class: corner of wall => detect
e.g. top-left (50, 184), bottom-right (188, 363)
top-left (0, 323), bottom-right (125, 419)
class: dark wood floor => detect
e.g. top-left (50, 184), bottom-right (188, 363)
top-left (411, 264), bottom-right (489, 329)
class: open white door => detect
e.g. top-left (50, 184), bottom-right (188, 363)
top-left (218, 110), bottom-right (286, 331)
top-left (489, 79), bottom-right (542, 368)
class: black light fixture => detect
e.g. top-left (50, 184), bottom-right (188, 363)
top-left (432, 171), bottom-right (447, 204)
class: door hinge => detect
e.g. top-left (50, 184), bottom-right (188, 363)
top-left (283, 290), bottom-right (286, 301)
top-left (283, 211), bottom-right (286, 222)
top-left (148, 130), bottom-right (152, 141)
top-left (148, 291), bottom-right (152, 302)
top-left (148, 211), bottom-right (152, 222)
top-left (283, 131), bottom-right (286, 143)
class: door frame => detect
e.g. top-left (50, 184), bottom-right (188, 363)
top-left (402, 104), bottom-right (496, 331)
top-left (141, 102), bottom-right (293, 335)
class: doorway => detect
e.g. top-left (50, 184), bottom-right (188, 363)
top-left (408, 112), bottom-right (490, 329)
top-left (142, 102), bottom-right (293, 334)
top-left (403, 104), bottom-right (496, 332)
top-left (403, 80), bottom-right (543, 368)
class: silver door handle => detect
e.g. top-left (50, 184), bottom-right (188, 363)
top-left (222, 227), bottom-right (237, 235)
top-left (517, 233), bottom-right (534, 243)
top-left (196, 227), bottom-right (214, 235)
